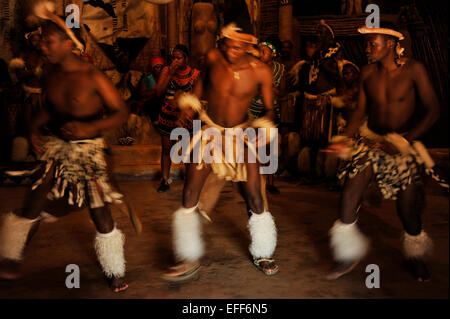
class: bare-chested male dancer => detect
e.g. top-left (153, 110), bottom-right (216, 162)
top-left (162, 22), bottom-right (279, 282)
top-left (326, 22), bottom-right (444, 282)
top-left (0, 11), bottom-right (129, 292)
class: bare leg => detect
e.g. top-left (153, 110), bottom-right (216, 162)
top-left (327, 165), bottom-right (373, 280)
top-left (397, 182), bottom-right (431, 282)
top-left (198, 174), bottom-right (226, 215)
top-left (21, 163), bottom-right (57, 220)
top-left (162, 163), bottom-right (211, 282)
top-left (0, 163), bottom-right (56, 279)
top-left (90, 205), bottom-right (128, 292)
top-left (266, 174), bottom-right (280, 194)
top-left (396, 182), bottom-right (424, 236)
top-left (158, 134), bottom-right (175, 192)
top-left (182, 163), bottom-right (212, 208)
top-left (339, 165), bottom-right (373, 224)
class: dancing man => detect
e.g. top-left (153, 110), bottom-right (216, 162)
top-left (0, 10), bottom-right (129, 292)
top-left (162, 22), bottom-right (279, 282)
top-left (326, 22), bottom-right (444, 282)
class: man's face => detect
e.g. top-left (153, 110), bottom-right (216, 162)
top-left (41, 32), bottom-right (71, 64)
top-left (29, 34), bottom-right (41, 51)
top-left (365, 34), bottom-right (392, 63)
top-left (342, 65), bottom-right (358, 85)
top-left (281, 41), bottom-right (292, 58)
top-left (259, 45), bottom-right (273, 64)
top-left (171, 51), bottom-right (187, 69)
top-left (223, 38), bottom-right (248, 64)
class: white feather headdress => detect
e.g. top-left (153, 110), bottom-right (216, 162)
top-left (33, 1), bottom-right (84, 53)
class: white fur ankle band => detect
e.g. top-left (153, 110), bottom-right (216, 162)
top-left (0, 212), bottom-right (39, 261)
top-left (329, 220), bottom-right (369, 263)
top-left (402, 231), bottom-right (433, 259)
top-left (248, 211), bottom-right (277, 259)
top-left (173, 206), bottom-right (204, 262)
top-left (94, 227), bottom-right (126, 278)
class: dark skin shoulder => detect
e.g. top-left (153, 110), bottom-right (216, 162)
top-left (33, 58), bottom-right (128, 147)
top-left (191, 49), bottom-right (273, 127)
top-left (363, 58), bottom-right (439, 139)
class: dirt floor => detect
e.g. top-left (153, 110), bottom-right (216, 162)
top-left (0, 176), bottom-right (448, 299)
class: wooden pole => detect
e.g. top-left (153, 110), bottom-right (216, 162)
top-left (278, 0), bottom-right (293, 42)
top-left (167, 0), bottom-right (178, 49)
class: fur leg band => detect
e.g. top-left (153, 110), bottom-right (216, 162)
top-left (173, 205), bottom-right (204, 262)
top-left (248, 211), bottom-right (277, 259)
top-left (329, 220), bottom-right (369, 263)
top-left (94, 227), bottom-right (126, 278)
top-left (402, 230), bottom-right (433, 259)
top-left (0, 212), bottom-right (39, 261)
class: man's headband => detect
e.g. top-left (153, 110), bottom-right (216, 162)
top-left (259, 42), bottom-right (277, 56)
top-left (319, 19), bottom-right (335, 39)
top-left (220, 23), bottom-right (258, 45)
top-left (338, 59), bottom-right (360, 77)
top-left (358, 26), bottom-right (405, 59)
top-left (25, 27), bottom-right (42, 40)
top-left (33, 1), bottom-right (85, 53)
top-left (343, 60), bottom-right (360, 72)
top-left (357, 26), bottom-right (404, 40)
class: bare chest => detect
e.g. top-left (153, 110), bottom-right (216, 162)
top-left (365, 69), bottom-right (414, 104)
top-left (209, 62), bottom-right (258, 98)
top-left (46, 72), bottom-right (102, 116)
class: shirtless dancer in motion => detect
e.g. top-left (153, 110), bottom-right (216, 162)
top-left (0, 16), bottom-right (129, 292)
top-left (162, 23), bottom-right (279, 281)
top-left (326, 22), bottom-right (442, 281)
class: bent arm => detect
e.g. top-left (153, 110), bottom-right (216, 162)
top-left (139, 80), bottom-right (157, 101)
top-left (342, 66), bottom-right (369, 138)
top-left (405, 62), bottom-right (440, 141)
top-left (30, 105), bottom-right (50, 135)
top-left (260, 65), bottom-right (275, 121)
top-left (91, 69), bottom-right (129, 132)
top-left (153, 67), bottom-right (172, 97)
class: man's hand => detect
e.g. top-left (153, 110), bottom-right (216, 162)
top-left (30, 132), bottom-right (44, 154)
top-left (60, 121), bottom-right (99, 140)
top-left (168, 60), bottom-right (181, 75)
top-left (325, 142), bottom-right (349, 157)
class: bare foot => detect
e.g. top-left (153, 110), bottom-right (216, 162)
top-left (253, 258), bottom-right (279, 276)
top-left (110, 276), bottom-right (128, 292)
top-left (406, 258), bottom-right (431, 282)
top-left (161, 262), bottom-right (201, 283)
top-left (0, 259), bottom-right (21, 280)
top-left (326, 260), bottom-right (359, 280)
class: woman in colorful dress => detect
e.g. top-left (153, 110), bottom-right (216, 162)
top-left (155, 45), bottom-right (200, 192)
